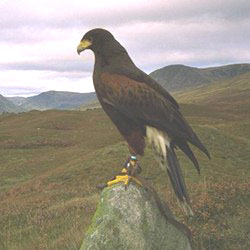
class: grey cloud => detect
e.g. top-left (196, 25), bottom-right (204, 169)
top-left (1, 0), bottom-right (250, 31)
top-left (1, 0), bottom-right (249, 53)
top-left (138, 50), bottom-right (250, 73)
top-left (0, 86), bottom-right (43, 96)
top-left (1, 0), bottom-right (250, 96)
top-left (0, 60), bottom-right (92, 73)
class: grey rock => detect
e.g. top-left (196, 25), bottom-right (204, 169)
top-left (80, 182), bottom-right (192, 250)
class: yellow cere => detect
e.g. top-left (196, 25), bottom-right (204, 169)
top-left (79, 39), bottom-right (92, 49)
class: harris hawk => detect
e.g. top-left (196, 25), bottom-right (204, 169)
top-left (77, 28), bottom-right (210, 214)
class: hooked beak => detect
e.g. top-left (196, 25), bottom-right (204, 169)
top-left (77, 39), bottom-right (92, 55)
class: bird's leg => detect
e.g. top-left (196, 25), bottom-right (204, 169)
top-left (107, 155), bottom-right (142, 188)
top-left (125, 155), bottom-right (142, 176)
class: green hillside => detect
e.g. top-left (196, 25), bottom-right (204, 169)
top-left (150, 63), bottom-right (250, 91)
top-left (6, 96), bottom-right (27, 106)
top-left (0, 75), bottom-right (250, 249)
top-left (0, 94), bottom-right (26, 113)
top-left (174, 72), bottom-right (250, 107)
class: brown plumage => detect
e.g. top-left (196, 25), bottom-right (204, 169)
top-left (77, 28), bottom-right (210, 213)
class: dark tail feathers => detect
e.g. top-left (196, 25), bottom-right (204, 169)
top-left (166, 144), bottom-right (193, 216)
top-left (189, 133), bottom-right (211, 160)
top-left (175, 140), bottom-right (201, 174)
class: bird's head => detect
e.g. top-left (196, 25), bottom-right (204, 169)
top-left (77, 28), bottom-right (115, 55)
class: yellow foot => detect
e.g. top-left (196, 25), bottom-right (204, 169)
top-left (107, 174), bottom-right (142, 188)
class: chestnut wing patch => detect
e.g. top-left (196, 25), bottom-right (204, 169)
top-left (100, 72), bottom-right (192, 140)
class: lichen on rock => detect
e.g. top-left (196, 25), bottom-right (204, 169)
top-left (80, 183), bottom-right (192, 250)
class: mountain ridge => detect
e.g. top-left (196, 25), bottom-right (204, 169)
top-left (149, 63), bottom-right (250, 91)
top-left (6, 96), bottom-right (27, 106)
top-left (0, 94), bottom-right (26, 113)
top-left (19, 91), bottom-right (97, 111)
top-left (2, 63), bottom-right (250, 112)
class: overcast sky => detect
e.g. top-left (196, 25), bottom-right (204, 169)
top-left (0, 0), bottom-right (250, 96)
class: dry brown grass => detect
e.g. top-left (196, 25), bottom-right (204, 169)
top-left (1, 83), bottom-right (250, 250)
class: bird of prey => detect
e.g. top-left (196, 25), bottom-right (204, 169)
top-left (77, 28), bottom-right (210, 214)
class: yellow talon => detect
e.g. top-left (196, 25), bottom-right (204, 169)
top-left (107, 174), bottom-right (142, 187)
top-left (107, 175), bottom-right (130, 186)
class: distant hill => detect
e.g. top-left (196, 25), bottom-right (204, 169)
top-left (78, 99), bottom-right (101, 111)
top-left (149, 63), bottom-right (250, 91)
top-left (0, 94), bottom-right (26, 113)
top-left (174, 72), bottom-right (250, 115)
top-left (20, 91), bottom-right (97, 111)
top-left (4, 63), bottom-right (250, 112)
top-left (6, 96), bottom-right (27, 106)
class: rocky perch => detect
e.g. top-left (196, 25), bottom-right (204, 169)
top-left (80, 182), bottom-right (193, 250)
